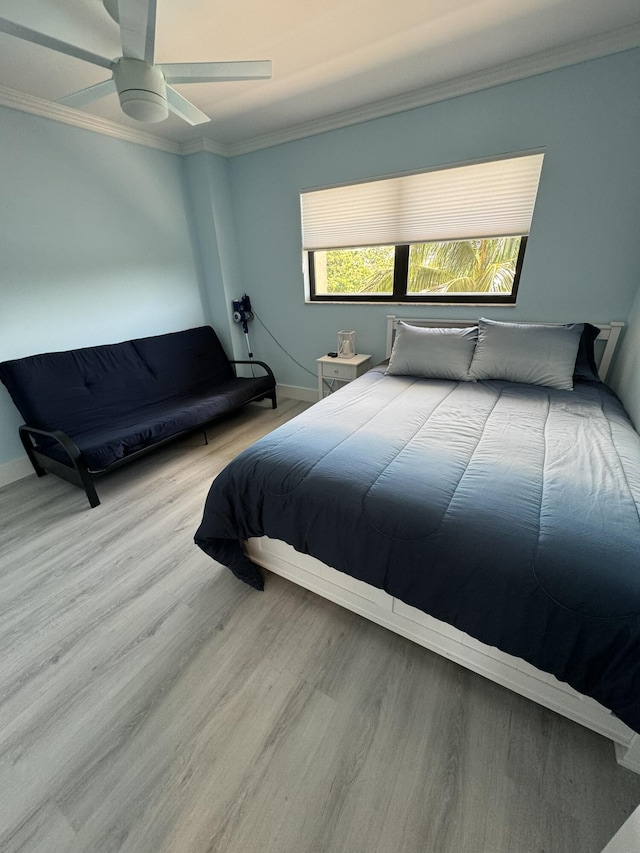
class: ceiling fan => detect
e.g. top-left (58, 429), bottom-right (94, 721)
top-left (0, 0), bottom-right (272, 125)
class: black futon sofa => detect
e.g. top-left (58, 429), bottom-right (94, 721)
top-left (0, 326), bottom-right (276, 508)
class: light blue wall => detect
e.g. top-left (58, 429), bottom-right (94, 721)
top-left (182, 151), bottom-right (244, 357)
top-left (610, 285), bottom-right (640, 431)
top-left (0, 107), bottom-right (209, 465)
top-left (228, 48), bottom-right (640, 388)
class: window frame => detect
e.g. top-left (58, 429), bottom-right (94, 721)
top-left (307, 237), bottom-right (528, 305)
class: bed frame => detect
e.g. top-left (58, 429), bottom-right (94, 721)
top-left (247, 316), bottom-right (640, 773)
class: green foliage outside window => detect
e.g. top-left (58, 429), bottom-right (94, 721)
top-left (314, 237), bottom-right (522, 297)
top-left (408, 238), bottom-right (522, 294)
top-left (320, 246), bottom-right (395, 294)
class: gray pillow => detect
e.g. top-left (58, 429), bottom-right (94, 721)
top-left (386, 322), bottom-right (478, 381)
top-left (468, 318), bottom-right (584, 390)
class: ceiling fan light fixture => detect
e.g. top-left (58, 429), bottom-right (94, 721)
top-left (113, 57), bottom-right (168, 123)
top-left (119, 90), bottom-right (168, 123)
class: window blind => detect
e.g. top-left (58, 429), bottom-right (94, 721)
top-left (300, 153), bottom-right (544, 251)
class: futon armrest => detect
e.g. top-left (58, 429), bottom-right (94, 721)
top-left (19, 424), bottom-right (83, 465)
top-left (229, 360), bottom-right (275, 382)
top-left (19, 423), bottom-right (100, 507)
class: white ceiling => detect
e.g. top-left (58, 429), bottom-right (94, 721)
top-left (1, 0), bottom-right (639, 155)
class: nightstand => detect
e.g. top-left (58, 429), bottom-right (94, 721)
top-left (317, 353), bottom-right (372, 399)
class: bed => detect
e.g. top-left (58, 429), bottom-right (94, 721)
top-left (195, 316), bottom-right (640, 773)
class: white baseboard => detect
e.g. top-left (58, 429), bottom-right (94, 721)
top-left (0, 456), bottom-right (33, 488)
top-left (277, 383), bottom-right (318, 403)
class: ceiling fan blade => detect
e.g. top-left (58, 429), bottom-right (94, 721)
top-left (118, 0), bottom-right (157, 64)
top-left (58, 79), bottom-right (117, 109)
top-left (160, 60), bottom-right (272, 84)
top-left (0, 16), bottom-right (112, 69)
top-left (166, 86), bottom-right (210, 126)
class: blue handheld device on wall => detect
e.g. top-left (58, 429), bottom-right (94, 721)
top-left (232, 294), bottom-right (254, 359)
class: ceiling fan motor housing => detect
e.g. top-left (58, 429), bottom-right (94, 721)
top-left (113, 58), bottom-right (168, 123)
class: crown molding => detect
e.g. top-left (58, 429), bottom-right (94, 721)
top-left (0, 84), bottom-right (181, 154)
top-left (226, 24), bottom-right (640, 157)
top-left (179, 136), bottom-right (230, 157)
top-left (1, 24), bottom-right (638, 159)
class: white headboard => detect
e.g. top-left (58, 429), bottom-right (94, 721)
top-left (385, 316), bottom-right (624, 381)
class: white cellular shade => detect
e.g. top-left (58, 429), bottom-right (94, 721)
top-left (301, 153), bottom-right (544, 251)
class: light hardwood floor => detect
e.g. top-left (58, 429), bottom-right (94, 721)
top-left (1, 397), bottom-right (639, 853)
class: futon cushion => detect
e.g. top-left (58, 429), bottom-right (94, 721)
top-left (39, 374), bottom-right (274, 470)
top-left (0, 341), bottom-right (150, 435)
top-left (0, 326), bottom-right (235, 436)
top-left (131, 326), bottom-right (234, 397)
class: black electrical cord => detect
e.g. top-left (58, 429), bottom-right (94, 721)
top-left (252, 310), bottom-right (317, 379)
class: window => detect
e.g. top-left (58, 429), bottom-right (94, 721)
top-left (301, 153), bottom-right (543, 304)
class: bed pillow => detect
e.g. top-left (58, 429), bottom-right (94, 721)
top-left (468, 318), bottom-right (583, 390)
top-left (386, 322), bottom-right (478, 381)
top-left (574, 323), bottom-right (601, 382)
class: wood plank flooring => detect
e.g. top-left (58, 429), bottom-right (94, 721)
top-left (1, 397), bottom-right (639, 853)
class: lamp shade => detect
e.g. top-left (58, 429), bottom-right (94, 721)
top-left (338, 331), bottom-right (356, 358)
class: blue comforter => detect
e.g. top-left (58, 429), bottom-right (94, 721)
top-left (195, 366), bottom-right (640, 733)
